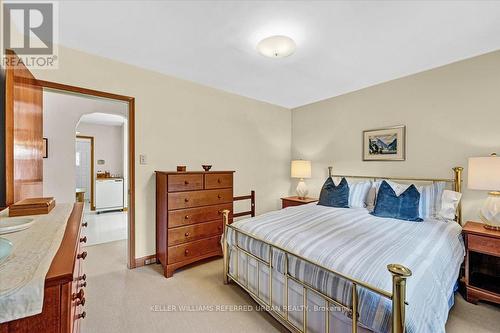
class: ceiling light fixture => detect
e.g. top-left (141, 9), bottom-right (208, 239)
top-left (257, 35), bottom-right (296, 58)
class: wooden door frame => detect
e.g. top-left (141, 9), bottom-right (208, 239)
top-left (76, 135), bottom-right (95, 210)
top-left (37, 79), bottom-right (137, 269)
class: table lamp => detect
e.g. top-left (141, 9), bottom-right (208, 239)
top-left (468, 153), bottom-right (500, 230)
top-left (291, 160), bottom-right (311, 199)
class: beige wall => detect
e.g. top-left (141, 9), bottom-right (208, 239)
top-left (33, 46), bottom-right (291, 259)
top-left (291, 50), bottom-right (500, 223)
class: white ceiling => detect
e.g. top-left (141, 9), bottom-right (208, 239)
top-left (58, 1), bottom-right (500, 108)
top-left (79, 112), bottom-right (126, 126)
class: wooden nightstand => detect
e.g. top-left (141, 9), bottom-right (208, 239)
top-left (281, 196), bottom-right (317, 209)
top-left (463, 221), bottom-right (500, 305)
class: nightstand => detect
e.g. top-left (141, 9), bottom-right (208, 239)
top-left (281, 196), bottom-right (317, 209)
top-left (463, 221), bottom-right (500, 305)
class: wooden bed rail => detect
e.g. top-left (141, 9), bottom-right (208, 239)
top-left (233, 190), bottom-right (255, 218)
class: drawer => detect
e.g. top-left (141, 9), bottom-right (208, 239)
top-left (468, 234), bottom-right (500, 256)
top-left (168, 203), bottom-right (233, 228)
top-left (168, 235), bottom-right (222, 264)
top-left (282, 200), bottom-right (304, 208)
top-left (205, 173), bottom-right (233, 189)
top-left (168, 220), bottom-right (223, 246)
top-left (168, 174), bottom-right (203, 192)
top-left (168, 188), bottom-right (233, 210)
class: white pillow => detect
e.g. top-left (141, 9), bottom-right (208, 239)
top-left (333, 177), bottom-right (372, 208)
top-left (438, 190), bottom-right (462, 221)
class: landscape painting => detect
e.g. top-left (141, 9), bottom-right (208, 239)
top-left (363, 126), bottom-right (405, 161)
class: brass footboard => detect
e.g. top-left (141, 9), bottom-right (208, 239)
top-left (221, 210), bottom-right (412, 333)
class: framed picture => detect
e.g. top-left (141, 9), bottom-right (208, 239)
top-left (363, 125), bottom-right (405, 161)
top-left (43, 138), bottom-right (48, 158)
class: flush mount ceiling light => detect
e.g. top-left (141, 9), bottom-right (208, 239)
top-left (257, 35), bottom-right (296, 58)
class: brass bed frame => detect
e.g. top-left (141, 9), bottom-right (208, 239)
top-left (221, 167), bottom-right (463, 333)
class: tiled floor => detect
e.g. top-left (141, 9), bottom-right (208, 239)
top-left (82, 203), bottom-right (127, 246)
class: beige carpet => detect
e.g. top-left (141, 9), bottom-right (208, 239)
top-left (81, 240), bottom-right (499, 333)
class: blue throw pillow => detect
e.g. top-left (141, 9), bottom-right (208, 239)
top-left (372, 180), bottom-right (423, 222)
top-left (318, 177), bottom-right (349, 208)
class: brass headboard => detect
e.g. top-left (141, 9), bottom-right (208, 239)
top-left (328, 166), bottom-right (464, 223)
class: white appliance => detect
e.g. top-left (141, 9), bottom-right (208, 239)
top-left (95, 178), bottom-right (124, 212)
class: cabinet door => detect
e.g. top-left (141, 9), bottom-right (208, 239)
top-left (4, 50), bottom-right (43, 206)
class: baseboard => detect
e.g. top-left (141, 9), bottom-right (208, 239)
top-left (135, 254), bottom-right (157, 268)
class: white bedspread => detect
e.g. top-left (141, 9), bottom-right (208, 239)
top-left (228, 203), bottom-right (465, 333)
top-left (0, 204), bottom-right (74, 323)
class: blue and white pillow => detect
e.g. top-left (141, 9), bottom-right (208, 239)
top-left (333, 178), bottom-right (372, 208)
top-left (370, 180), bottom-right (446, 219)
top-left (372, 181), bottom-right (423, 222)
top-left (318, 177), bottom-right (350, 208)
top-left (418, 182), bottom-right (446, 219)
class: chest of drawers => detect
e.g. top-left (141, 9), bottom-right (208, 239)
top-left (155, 171), bottom-right (234, 278)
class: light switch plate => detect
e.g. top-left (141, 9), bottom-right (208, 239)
top-left (139, 154), bottom-right (147, 165)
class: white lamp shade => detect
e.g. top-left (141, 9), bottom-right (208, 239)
top-left (291, 160), bottom-right (311, 179)
top-left (468, 155), bottom-right (500, 191)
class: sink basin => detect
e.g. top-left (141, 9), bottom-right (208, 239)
top-left (0, 237), bottom-right (13, 264)
top-left (0, 217), bottom-right (35, 235)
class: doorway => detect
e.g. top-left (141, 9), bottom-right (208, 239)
top-left (74, 112), bottom-right (128, 246)
top-left (37, 80), bottom-right (136, 268)
top-left (75, 135), bottom-right (94, 209)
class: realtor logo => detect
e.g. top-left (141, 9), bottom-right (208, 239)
top-left (2, 1), bottom-right (58, 68)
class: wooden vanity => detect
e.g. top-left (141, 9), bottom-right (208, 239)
top-left (0, 203), bottom-right (87, 333)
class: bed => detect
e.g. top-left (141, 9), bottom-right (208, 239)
top-left (221, 167), bottom-right (465, 333)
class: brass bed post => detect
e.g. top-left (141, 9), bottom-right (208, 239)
top-left (388, 264), bottom-right (412, 333)
top-left (453, 167), bottom-right (463, 224)
top-left (222, 209), bottom-right (231, 284)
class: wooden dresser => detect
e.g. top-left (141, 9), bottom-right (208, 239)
top-left (0, 203), bottom-right (88, 333)
top-left (463, 221), bottom-right (500, 305)
top-left (155, 171), bottom-right (234, 278)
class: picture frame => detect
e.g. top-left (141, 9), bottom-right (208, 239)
top-left (363, 125), bottom-right (405, 161)
top-left (42, 138), bottom-right (48, 158)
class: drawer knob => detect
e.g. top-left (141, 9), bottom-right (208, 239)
top-left (72, 289), bottom-right (85, 300)
top-left (77, 251), bottom-right (88, 260)
top-left (184, 215), bottom-right (190, 220)
top-left (82, 222), bottom-right (88, 227)
top-left (77, 311), bottom-right (86, 320)
top-left (217, 178), bottom-right (222, 184)
top-left (81, 282), bottom-right (87, 288)
top-left (77, 297), bottom-right (86, 306)
top-left (80, 236), bottom-right (87, 243)
top-left (218, 226), bottom-right (222, 231)
top-left (185, 232), bottom-right (190, 237)
top-left (184, 180), bottom-right (189, 185)
top-left (217, 194), bottom-right (222, 199)
top-left (184, 198), bottom-right (189, 203)
top-left (78, 274), bottom-right (86, 281)
top-left (184, 249), bottom-right (190, 256)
